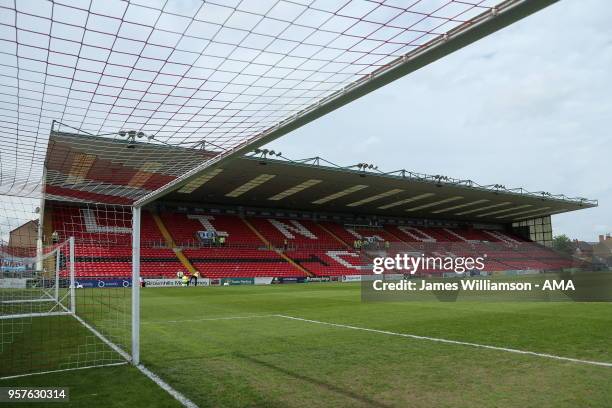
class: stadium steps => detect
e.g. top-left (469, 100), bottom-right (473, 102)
top-left (241, 217), bottom-right (313, 277)
top-left (317, 223), bottom-right (351, 248)
top-left (151, 212), bottom-right (198, 275)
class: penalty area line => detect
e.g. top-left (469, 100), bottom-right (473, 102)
top-left (275, 315), bottom-right (612, 368)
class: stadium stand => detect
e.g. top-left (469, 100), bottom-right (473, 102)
top-left (286, 250), bottom-right (369, 276)
top-left (318, 221), bottom-right (361, 247)
top-left (67, 246), bottom-right (183, 278)
top-left (160, 213), bottom-right (262, 247)
top-left (34, 132), bottom-right (594, 282)
top-left (46, 203), bottom-right (580, 279)
top-left (50, 206), bottom-right (163, 246)
top-left (183, 248), bottom-right (304, 278)
top-left (247, 218), bottom-right (344, 249)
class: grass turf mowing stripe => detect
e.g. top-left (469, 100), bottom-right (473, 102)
top-left (143, 315), bottom-right (278, 324)
top-left (276, 314), bottom-right (612, 368)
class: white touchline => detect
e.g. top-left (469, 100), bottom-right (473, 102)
top-left (275, 315), bottom-right (612, 368)
top-left (143, 314), bottom-right (277, 324)
top-left (68, 308), bottom-right (200, 407)
top-left (137, 364), bottom-right (199, 408)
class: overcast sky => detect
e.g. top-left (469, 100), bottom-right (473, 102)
top-left (266, 0), bottom-right (612, 241)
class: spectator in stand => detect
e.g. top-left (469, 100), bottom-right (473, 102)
top-left (283, 239), bottom-right (288, 251)
top-left (219, 235), bottom-right (226, 246)
top-left (51, 230), bottom-right (59, 244)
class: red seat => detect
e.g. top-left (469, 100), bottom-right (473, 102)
top-left (50, 205), bottom-right (580, 278)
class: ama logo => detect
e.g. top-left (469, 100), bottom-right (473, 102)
top-left (542, 280), bottom-right (575, 290)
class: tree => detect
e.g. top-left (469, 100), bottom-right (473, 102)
top-left (553, 234), bottom-right (573, 255)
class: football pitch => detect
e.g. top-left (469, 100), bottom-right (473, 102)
top-left (2, 282), bottom-right (611, 408)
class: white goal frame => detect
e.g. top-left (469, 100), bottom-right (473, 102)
top-left (0, 236), bottom-right (134, 380)
top-left (0, 237), bottom-right (75, 321)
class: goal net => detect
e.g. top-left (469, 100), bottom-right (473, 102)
top-left (0, 198), bottom-right (132, 379)
top-left (0, 0), bottom-right (560, 397)
top-left (1, 239), bottom-right (73, 320)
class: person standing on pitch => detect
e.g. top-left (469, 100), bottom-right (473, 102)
top-left (190, 270), bottom-right (200, 286)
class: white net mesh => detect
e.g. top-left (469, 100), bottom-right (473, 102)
top-left (1, 241), bottom-right (67, 314)
top-left (0, 0), bottom-right (561, 382)
top-left (0, 0), bottom-right (514, 200)
top-left (0, 198), bottom-right (130, 378)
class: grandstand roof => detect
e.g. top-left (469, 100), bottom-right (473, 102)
top-left (44, 131), bottom-right (596, 223)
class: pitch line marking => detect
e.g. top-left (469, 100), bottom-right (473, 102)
top-left (137, 364), bottom-right (199, 408)
top-left (0, 362), bottom-right (128, 380)
top-left (12, 300), bottom-right (200, 408)
top-left (73, 311), bottom-right (200, 408)
top-left (275, 315), bottom-right (612, 368)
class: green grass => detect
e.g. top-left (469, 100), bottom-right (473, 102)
top-left (0, 365), bottom-right (183, 408)
top-left (2, 282), bottom-right (612, 407)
